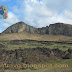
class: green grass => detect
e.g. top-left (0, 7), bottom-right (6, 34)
top-left (0, 34), bottom-right (72, 72)
top-left (0, 59), bottom-right (72, 72)
top-left (0, 40), bottom-right (72, 51)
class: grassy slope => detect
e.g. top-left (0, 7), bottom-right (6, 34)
top-left (0, 32), bottom-right (72, 41)
top-left (1, 59), bottom-right (72, 72)
top-left (0, 39), bottom-right (72, 51)
top-left (0, 32), bottom-right (72, 72)
top-left (1, 32), bottom-right (72, 51)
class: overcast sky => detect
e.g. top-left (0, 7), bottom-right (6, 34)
top-left (0, 0), bottom-right (72, 32)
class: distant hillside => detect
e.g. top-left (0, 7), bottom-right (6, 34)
top-left (49, 23), bottom-right (72, 36)
top-left (2, 22), bottom-right (72, 36)
top-left (2, 22), bottom-right (39, 34)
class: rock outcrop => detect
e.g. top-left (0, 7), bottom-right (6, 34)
top-left (49, 23), bottom-right (72, 36)
top-left (38, 26), bottom-right (49, 34)
top-left (0, 48), bottom-right (72, 64)
top-left (2, 22), bottom-right (39, 34)
top-left (2, 22), bottom-right (72, 36)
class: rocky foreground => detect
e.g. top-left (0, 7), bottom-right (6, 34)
top-left (0, 47), bottom-right (72, 64)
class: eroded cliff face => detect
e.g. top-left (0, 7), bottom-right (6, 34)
top-left (49, 23), bottom-right (72, 36)
top-left (2, 22), bottom-right (72, 36)
top-left (38, 26), bottom-right (49, 34)
top-left (2, 22), bottom-right (39, 34)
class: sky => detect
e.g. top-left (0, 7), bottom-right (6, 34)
top-left (0, 0), bottom-right (72, 32)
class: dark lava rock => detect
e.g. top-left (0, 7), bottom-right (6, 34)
top-left (62, 51), bottom-right (71, 59)
top-left (0, 44), bottom-right (5, 48)
top-left (0, 47), bottom-right (71, 65)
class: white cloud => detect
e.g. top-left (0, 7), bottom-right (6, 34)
top-left (2, 0), bottom-right (72, 29)
top-left (4, 12), bottom-right (19, 24)
top-left (21, 0), bottom-right (72, 27)
top-left (18, 0), bottom-right (55, 27)
top-left (3, 23), bottom-right (10, 28)
top-left (64, 10), bottom-right (72, 19)
top-left (31, 0), bottom-right (37, 2)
